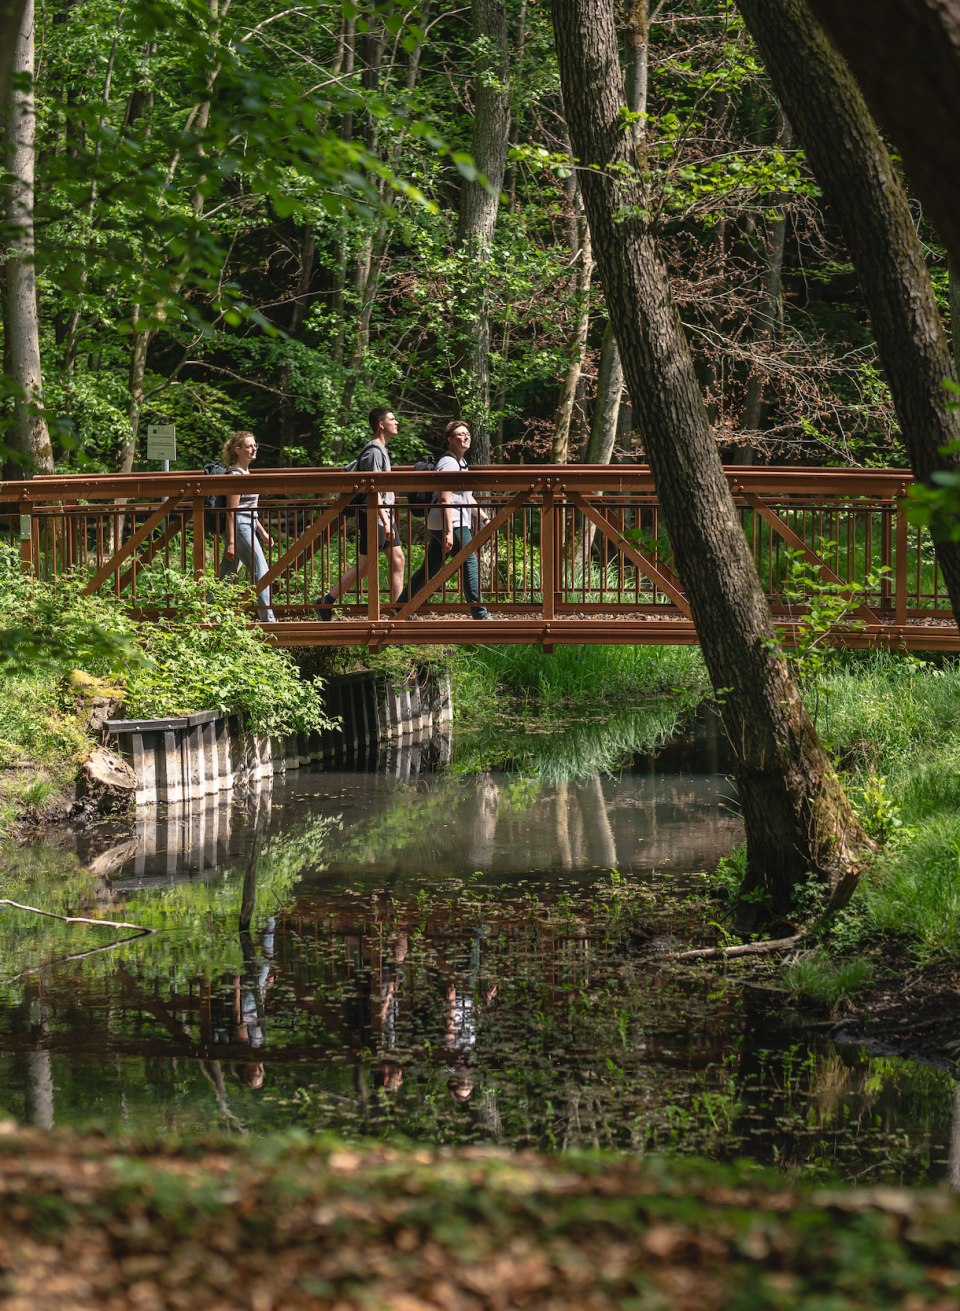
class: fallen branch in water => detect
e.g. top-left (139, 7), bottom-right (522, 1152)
top-left (671, 932), bottom-right (806, 961)
top-left (0, 899), bottom-right (153, 934)
top-left (1, 931), bottom-right (153, 985)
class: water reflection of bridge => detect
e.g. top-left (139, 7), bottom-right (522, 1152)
top-left (6, 465), bottom-right (957, 649)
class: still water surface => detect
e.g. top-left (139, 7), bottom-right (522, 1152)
top-left (1, 726), bottom-right (956, 1185)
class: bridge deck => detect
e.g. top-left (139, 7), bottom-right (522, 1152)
top-left (4, 465), bottom-right (958, 650)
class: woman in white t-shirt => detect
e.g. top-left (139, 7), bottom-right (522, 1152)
top-left (218, 430), bottom-right (275, 622)
top-left (404, 420), bottom-right (490, 619)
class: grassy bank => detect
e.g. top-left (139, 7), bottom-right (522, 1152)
top-left (0, 550), bottom-right (330, 835)
top-left (819, 652), bottom-right (960, 960)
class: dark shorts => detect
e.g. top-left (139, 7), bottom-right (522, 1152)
top-left (349, 508), bottom-right (401, 552)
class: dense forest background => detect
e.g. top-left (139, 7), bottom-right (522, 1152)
top-left (2, 0), bottom-right (951, 476)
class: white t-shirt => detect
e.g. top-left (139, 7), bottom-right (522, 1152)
top-left (426, 454), bottom-right (477, 531)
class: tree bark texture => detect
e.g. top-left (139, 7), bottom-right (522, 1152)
top-left (737, 0), bottom-right (960, 622)
top-left (0, 0), bottom-right (28, 112)
top-left (552, 0), bottom-right (865, 914)
top-left (455, 0), bottom-right (511, 464)
top-left (551, 188), bottom-right (592, 463)
top-left (3, 0), bottom-right (53, 474)
top-left (804, 0), bottom-right (960, 273)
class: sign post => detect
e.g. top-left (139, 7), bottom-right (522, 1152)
top-left (146, 424), bottom-right (177, 472)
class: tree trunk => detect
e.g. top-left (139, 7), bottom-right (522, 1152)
top-left (803, 0), bottom-right (960, 273)
top-left (551, 187), bottom-right (593, 463)
top-left (454, 0), bottom-right (511, 464)
top-left (279, 230), bottom-right (317, 451)
top-left (737, 0), bottom-right (960, 621)
top-left (553, 0), bottom-right (866, 917)
top-left (738, 110), bottom-right (792, 447)
top-left (584, 323), bottom-right (624, 464)
top-left (585, 0), bottom-right (648, 466)
top-left (3, 0), bottom-right (53, 475)
top-left (0, 0), bottom-right (28, 111)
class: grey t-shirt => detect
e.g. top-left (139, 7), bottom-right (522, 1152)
top-left (357, 440), bottom-right (394, 506)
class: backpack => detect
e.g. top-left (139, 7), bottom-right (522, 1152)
top-left (342, 441), bottom-right (381, 510)
top-left (203, 461), bottom-right (228, 534)
top-left (408, 457), bottom-right (438, 512)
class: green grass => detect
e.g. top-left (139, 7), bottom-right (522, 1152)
top-left (454, 643), bottom-right (709, 717)
top-left (783, 951), bottom-right (875, 1012)
top-left (818, 652), bottom-right (960, 959)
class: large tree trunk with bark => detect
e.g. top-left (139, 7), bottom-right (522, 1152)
top-left (0, 0), bottom-right (28, 111)
top-left (3, 0), bottom-right (53, 475)
top-left (454, 0), bottom-right (511, 464)
top-left (803, 0), bottom-right (960, 274)
top-left (553, 0), bottom-right (866, 917)
top-left (736, 0), bottom-right (960, 622)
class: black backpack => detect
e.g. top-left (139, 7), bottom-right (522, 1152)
top-left (203, 461), bottom-right (228, 534)
top-left (342, 441), bottom-right (381, 510)
top-left (409, 457), bottom-right (438, 512)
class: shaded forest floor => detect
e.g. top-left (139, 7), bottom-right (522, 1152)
top-left (2, 1126), bottom-right (959, 1310)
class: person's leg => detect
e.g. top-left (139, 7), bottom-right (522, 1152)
top-left (318, 511), bottom-right (365, 617)
top-left (455, 524), bottom-right (486, 618)
top-left (387, 542), bottom-right (405, 603)
top-left (398, 527), bottom-right (442, 610)
top-left (237, 521), bottom-right (275, 622)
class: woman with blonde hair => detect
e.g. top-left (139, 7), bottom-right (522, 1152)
top-left (218, 430), bottom-right (275, 622)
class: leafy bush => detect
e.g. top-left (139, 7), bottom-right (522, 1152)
top-left (124, 571), bottom-right (332, 736)
top-left (0, 548), bottom-right (332, 743)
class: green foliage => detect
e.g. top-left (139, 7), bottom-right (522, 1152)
top-left (0, 549), bottom-right (332, 811)
top-left (820, 653), bottom-right (960, 960)
top-left (783, 951), bottom-right (874, 1012)
top-left (123, 571), bottom-right (331, 736)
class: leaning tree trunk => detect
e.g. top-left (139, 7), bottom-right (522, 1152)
top-left (454, 0), bottom-right (511, 464)
top-left (3, 0), bottom-right (53, 475)
top-left (803, 0), bottom-right (960, 275)
top-left (552, 0), bottom-right (867, 917)
top-left (737, 0), bottom-right (960, 623)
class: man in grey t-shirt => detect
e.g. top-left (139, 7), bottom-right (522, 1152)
top-left (316, 407), bottom-right (405, 619)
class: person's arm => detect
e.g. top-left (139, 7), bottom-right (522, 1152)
top-left (224, 488), bottom-right (241, 558)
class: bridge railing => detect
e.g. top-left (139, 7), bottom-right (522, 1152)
top-left (1, 465), bottom-right (953, 645)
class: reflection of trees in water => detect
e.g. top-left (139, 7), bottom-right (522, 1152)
top-left (455, 697), bottom-right (704, 783)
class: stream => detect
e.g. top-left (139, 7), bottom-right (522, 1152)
top-left (0, 712), bottom-right (956, 1186)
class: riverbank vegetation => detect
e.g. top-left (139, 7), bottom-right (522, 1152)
top-left (0, 548), bottom-right (329, 833)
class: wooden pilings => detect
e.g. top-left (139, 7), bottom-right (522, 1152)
top-left (105, 666), bottom-right (453, 807)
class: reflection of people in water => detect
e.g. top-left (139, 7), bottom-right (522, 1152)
top-left (444, 929), bottom-right (497, 1104)
top-left (224, 916), bottom-right (277, 1089)
top-left (374, 930), bottom-right (408, 1094)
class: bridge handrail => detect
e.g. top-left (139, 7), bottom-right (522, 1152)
top-left (1, 464), bottom-right (915, 504)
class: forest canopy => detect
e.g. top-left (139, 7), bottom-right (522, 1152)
top-left (1, 0), bottom-right (952, 474)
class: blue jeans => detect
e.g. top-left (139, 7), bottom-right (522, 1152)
top-left (405, 524), bottom-right (482, 612)
top-left (219, 512), bottom-right (275, 622)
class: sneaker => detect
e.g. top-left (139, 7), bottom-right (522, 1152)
top-left (471, 607), bottom-right (490, 620)
top-left (315, 594), bottom-right (335, 621)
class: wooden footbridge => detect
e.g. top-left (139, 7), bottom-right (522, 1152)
top-left (4, 465), bottom-right (959, 650)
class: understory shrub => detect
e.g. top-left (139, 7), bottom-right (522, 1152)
top-left (0, 550), bottom-right (332, 768)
